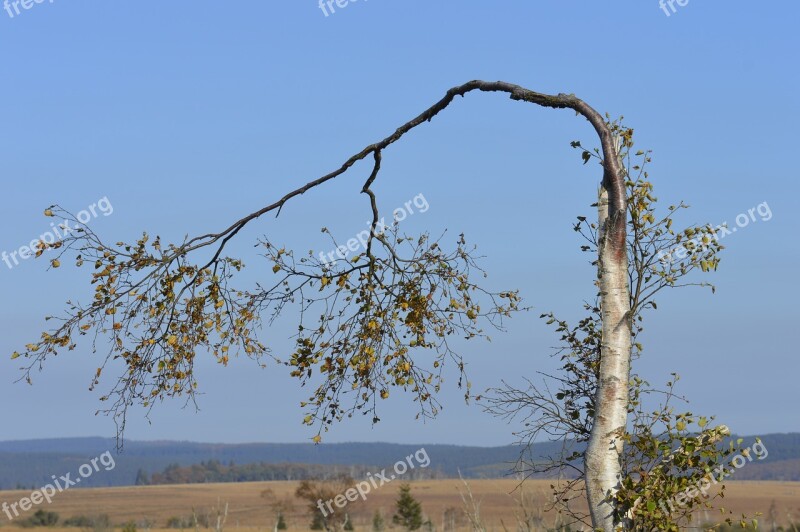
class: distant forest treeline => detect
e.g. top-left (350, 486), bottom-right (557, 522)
top-left (139, 459), bottom-right (440, 485)
top-left (1, 434), bottom-right (798, 489)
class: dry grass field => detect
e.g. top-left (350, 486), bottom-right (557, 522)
top-left (0, 480), bottom-right (798, 531)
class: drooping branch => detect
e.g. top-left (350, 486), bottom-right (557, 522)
top-left (14, 81), bottom-right (630, 531)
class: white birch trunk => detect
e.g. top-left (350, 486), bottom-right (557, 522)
top-left (585, 140), bottom-right (632, 531)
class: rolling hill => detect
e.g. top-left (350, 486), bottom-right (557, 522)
top-left (1, 433), bottom-right (798, 489)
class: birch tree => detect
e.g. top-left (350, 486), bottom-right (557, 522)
top-left (13, 80), bottom-right (684, 530)
top-left (482, 125), bottom-right (755, 530)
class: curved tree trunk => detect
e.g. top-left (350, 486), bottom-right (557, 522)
top-left (585, 139), bottom-right (632, 531)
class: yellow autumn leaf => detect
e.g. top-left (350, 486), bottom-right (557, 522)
top-left (11, 352), bottom-right (20, 360)
top-left (272, 264), bottom-right (281, 273)
top-left (44, 209), bottom-right (54, 217)
top-left (167, 335), bottom-right (178, 345)
top-left (312, 434), bottom-right (322, 444)
top-left (51, 259), bottom-right (61, 268)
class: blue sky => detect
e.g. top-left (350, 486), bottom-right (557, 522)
top-left (0, 1), bottom-right (797, 447)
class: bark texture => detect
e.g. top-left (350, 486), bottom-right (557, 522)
top-left (585, 142), bottom-right (631, 531)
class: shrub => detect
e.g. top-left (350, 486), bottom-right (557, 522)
top-left (372, 510), bottom-right (385, 532)
top-left (63, 514), bottom-right (110, 532)
top-left (165, 517), bottom-right (192, 529)
top-left (19, 510), bottom-right (59, 528)
top-left (309, 513), bottom-right (324, 531)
